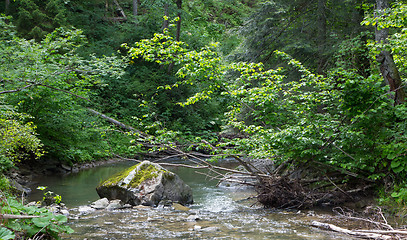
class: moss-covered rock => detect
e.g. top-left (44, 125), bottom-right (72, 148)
top-left (96, 161), bottom-right (193, 206)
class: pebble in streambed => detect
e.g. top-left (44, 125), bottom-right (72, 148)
top-left (59, 163), bottom-right (358, 240)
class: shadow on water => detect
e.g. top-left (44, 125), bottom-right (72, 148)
top-left (29, 161), bottom-right (136, 207)
top-left (29, 161), bottom-right (358, 240)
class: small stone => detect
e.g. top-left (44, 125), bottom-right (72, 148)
top-left (194, 225), bottom-right (202, 231)
top-left (172, 203), bottom-right (190, 211)
top-left (60, 209), bottom-right (69, 215)
top-left (106, 200), bottom-right (123, 210)
top-left (307, 211), bottom-right (315, 216)
top-left (61, 164), bottom-right (72, 171)
top-left (201, 227), bottom-right (220, 232)
top-left (186, 215), bottom-right (201, 222)
top-left (26, 201), bottom-right (41, 207)
top-left (134, 205), bottom-right (151, 210)
top-left (47, 206), bottom-right (59, 213)
top-left (78, 206), bottom-right (96, 213)
top-left (91, 198), bottom-right (109, 209)
top-left (158, 199), bottom-right (173, 207)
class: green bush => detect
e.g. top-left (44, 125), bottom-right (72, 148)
top-left (0, 196), bottom-right (74, 239)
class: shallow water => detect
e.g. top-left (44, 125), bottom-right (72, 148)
top-left (29, 161), bottom-right (357, 240)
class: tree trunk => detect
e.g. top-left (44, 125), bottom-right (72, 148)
top-left (5, 0), bottom-right (10, 14)
top-left (133, 0), bottom-right (139, 16)
top-left (316, 0), bottom-right (327, 74)
top-left (162, 3), bottom-right (169, 30)
top-left (375, 0), bottom-right (405, 105)
top-left (113, 0), bottom-right (127, 20)
top-left (175, 0), bottom-right (182, 41)
top-left (166, 0), bottom-right (182, 73)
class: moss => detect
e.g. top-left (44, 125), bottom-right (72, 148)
top-left (99, 162), bottom-right (163, 188)
top-left (100, 164), bottom-right (139, 187)
top-left (128, 165), bottom-right (160, 187)
top-left (163, 171), bottom-right (175, 180)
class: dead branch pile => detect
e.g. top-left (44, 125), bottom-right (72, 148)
top-left (257, 176), bottom-right (311, 209)
top-left (254, 169), bottom-right (375, 209)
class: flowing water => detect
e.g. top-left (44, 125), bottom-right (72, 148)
top-left (29, 161), bottom-right (358, 239)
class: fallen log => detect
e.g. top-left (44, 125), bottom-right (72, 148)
top-left (87, 108), bottom-right (147, 138)
top-left (357, 229), bottom-right (407, 235)
top-left (0, 214), bottom-right (43, 219)
top-left (311, 221), bottom-right (392, 240)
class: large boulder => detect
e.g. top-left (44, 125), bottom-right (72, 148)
top-left (96, 161), bottom-right (193, 206)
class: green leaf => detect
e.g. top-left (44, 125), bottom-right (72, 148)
top-left (59, 225), bottom-right (75, 234)
top-left (393, 165), bottom-right (404, 174)
top-left (392, 192), bottom-right (401, 198)
top-left (32, 216), bottom-right (51, 228)
top-left (26, 226), bottom-right (42, 237)
top-left (26, 206), bottom-right (39, 215)
top-left (6, 221), bottom-right (22, 232)
top-left (0, 227), bottom-right (15, 240)
top-left (391, 160), bottom-right (401, 168)
top-left (54, 214), bottom-right (68, 223)
top-left (388, 153), bottom-right (398, 160)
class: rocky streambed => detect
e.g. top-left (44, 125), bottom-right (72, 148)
top-left (28, 160), bottom-right (364, 239)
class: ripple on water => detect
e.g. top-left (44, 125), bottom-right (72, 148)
top-left (48, 162), bottom-right (358, 240)
top-left (65, 205), bottom-right (360, 240)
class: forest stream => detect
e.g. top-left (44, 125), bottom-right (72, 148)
top-left (28, 161), bottom-right (359, 240)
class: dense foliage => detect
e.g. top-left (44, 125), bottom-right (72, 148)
top-left (0, 2), bottom-right (257, 237)
top-left (125, 1), bottom-right (407, 207)
top-left (0, 15), bottom-right (131, 164)
top-left (1, 0), bottom-right (407, 237)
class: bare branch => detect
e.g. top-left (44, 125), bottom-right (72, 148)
top-left (33, 83), bottom-right (91, 102)
top-left (0, 214), bottom-right (43, 219)
top-left (115, 154), bottom-right (270, 179)
top-left (87, 108), bottom-right (147, 138)
top-left (113, 0), bottom-right (127, 20)
top-left (0, 84), bottom-right (36, 94)
top-left (333, 207), bottom-right (394, 230)
top-left (311, 221), bottom-right (392, 240)
top-left (326, 175), bottom-right (354, 200)
top-left (54, 68), bottom-right (97, 75)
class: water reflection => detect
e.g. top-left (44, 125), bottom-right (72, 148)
top-left (29, 161), bottom-right (136, 207)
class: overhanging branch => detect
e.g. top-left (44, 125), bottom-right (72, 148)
top-left (0, 84), bottom-right (36, 95)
